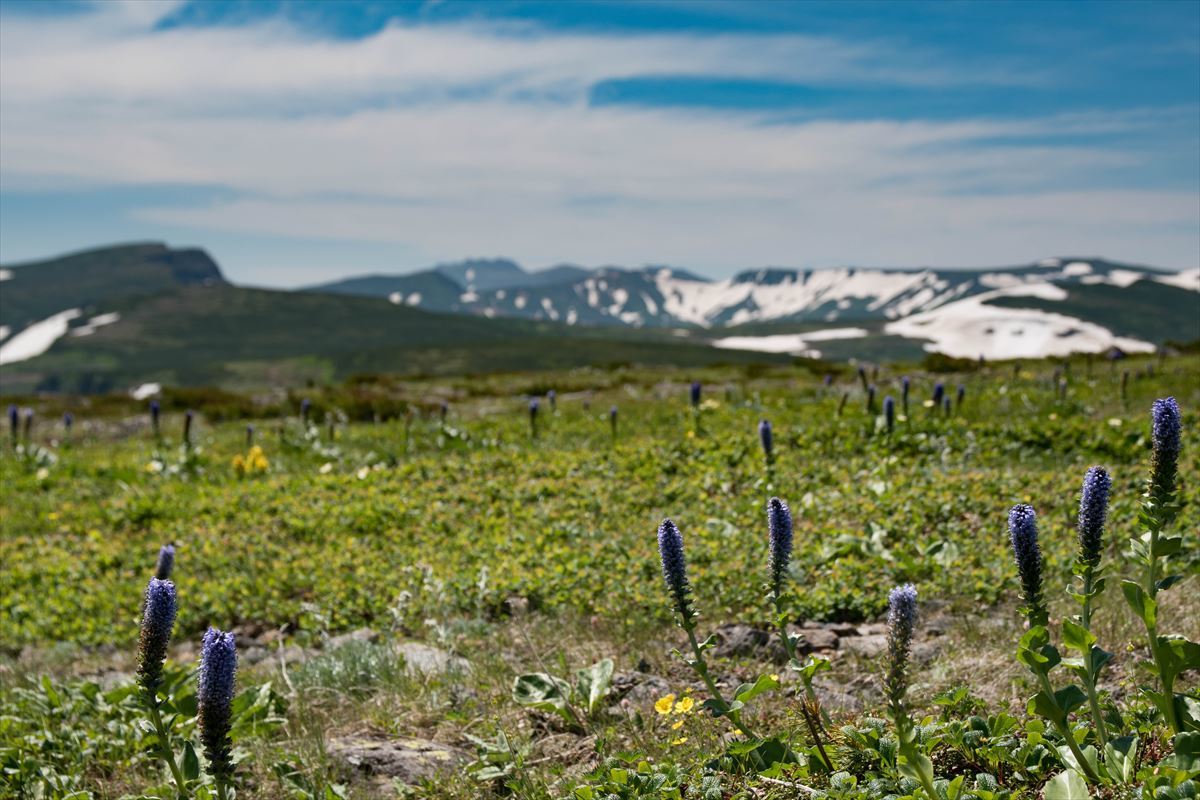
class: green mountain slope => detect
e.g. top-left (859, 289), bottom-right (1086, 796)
top-left (0, 242), bottom-right (223, 331)
top-left (984, 280), bottom-right (1200, 343)
top-left (2, 283), bottom-right (788, 393)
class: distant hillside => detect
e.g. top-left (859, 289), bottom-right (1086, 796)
top-left (0, 245), bottom-right (787, 394)
top-left (0, 242), bottom-right (224, 331)
top-left (2, 243), bottom-right (1196, 393)
top-left (305, 256), bottom-right (1197, 334)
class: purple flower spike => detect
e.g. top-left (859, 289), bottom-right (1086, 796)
top-left (758, 419), bottom-right (773, 458)
top-left (136, 578), bottom-right (177, 694)
top-left (155, 543), bottom-right (176, 580)
top-left (657, 518), bottom-right (693, 622)
top-left (198, 628), bottom-right (238, 781)
top-left (1009, 504), bottom-right (1046, 626)
top-left (690, 381), bottom-right (701, 407)
top-left (767, 497), bottom-right (793, 596)
top-left (1150, 397), bottom-right (1181, 497)
top-left (1077, 467), bottom-right (1111, 567)
top-left (885, 584), bottom-right (918, 706)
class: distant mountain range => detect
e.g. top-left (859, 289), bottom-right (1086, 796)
top-left (1, 242), bottom-right (1196, 394)
top-left (308, 256), bottom-right (1198, 330)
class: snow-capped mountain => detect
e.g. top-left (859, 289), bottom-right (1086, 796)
top-left (312, 256), bottom-right (1198, 327)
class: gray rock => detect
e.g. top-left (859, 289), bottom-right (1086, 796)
top-left (393, 642), bottom-right (472, 676)
top-left (329, 735), bottom-right (467, 785)
top-left (710, 623), bottom-right (786, 663)
top-left (611, 670), bottom-right (672, 712)
top-left (795, 626), bottom-right (839, 653)
top-left (841, 634), bottom-right (887, 659)
top-left (326, 628), bottom-right (380, 650)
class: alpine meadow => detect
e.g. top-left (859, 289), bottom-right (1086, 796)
top-left (2, 1), bottom-right (1199, 799)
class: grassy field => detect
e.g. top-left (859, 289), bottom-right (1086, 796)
top-left (1, 356), bottom-right (1197, 799)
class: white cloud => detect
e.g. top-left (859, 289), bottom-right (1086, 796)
top-left (0, 3), bottom-right (1196, 280)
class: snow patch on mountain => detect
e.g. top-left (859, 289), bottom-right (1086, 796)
top-left (0, 308), bottom-right (83, 365)
top-left (713, 327), bottom-right (869, 358)
top-left (884, 284), bottom-right (1153, 359)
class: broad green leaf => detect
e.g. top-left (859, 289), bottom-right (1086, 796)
top-left (1102, 736), bottom-right (1137, 784)
top-left (574, 658), bottom-right (613, 717)
top-left (1121, 581), bottom-right (1156, 629)
top-left (1061, 619), bottom-right (1096, 653)
top-left (182, 740), bottom-right (200, 781)
top-left (1042, 769), bottom-right (1090, 799)
top-left (732, 673), bottom-right (780, 704)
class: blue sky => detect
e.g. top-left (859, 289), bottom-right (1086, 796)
top-left (0, 0), bottom-right (1197, 286)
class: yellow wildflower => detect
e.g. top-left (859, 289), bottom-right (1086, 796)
top-left (671, 737), bottom-right (688, 746)
top-left (671, 719), bottom-right (684, 730)
top-left (654, 694), bottom-right (676, 715)
top-left (673, 696), bottom-right (694, 714)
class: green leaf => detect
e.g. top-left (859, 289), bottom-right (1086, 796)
top-left (512, 672), bottom-right (575, 725)
top-left (897, 750), bottom-right (936, 788)
top-left (574, 658), bottom-right (613, 717)
top-left (1121, 580), bottom-right (1156, 629)
top-left (182, 741), bottom-right (200, 782)
top-left (1102, 736), bottom-right (1137, 784)
top-left (1054, 685), bottom-right (1088, 715)
top-left (1061, 619), bottom-right (1096, 654)
top-left (1042, 769), bottom-right (1090, 799)
top-left (732, 673), bottom-right (780, 704)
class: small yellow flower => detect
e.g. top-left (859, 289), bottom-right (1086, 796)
top-left (685, 430), bottom-right (695, 439)
top-left (673, 696), bottom-right (694, 714)
top-left (654, 694), bottom-right (676, 715)
top-left (671, 719), bottom-right (685, 730)
top-left (769, 674), bottom-right (780, 682)
top-left (670, 737), bottom-right (688, 746)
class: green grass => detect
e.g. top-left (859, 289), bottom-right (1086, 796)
top-left (1, 356), bottom-right (1197, 798)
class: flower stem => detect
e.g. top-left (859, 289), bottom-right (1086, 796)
top-left (683, 622), bottom-right (756, 740)
top-left (1078, 571), bottom-right (1109, 748)
top-left (146, 694), bottom-right (187, 798)
top-left (1034, 671), bottom-right (1101, 784)
top-left (774, 602), bottom-right (833, 770)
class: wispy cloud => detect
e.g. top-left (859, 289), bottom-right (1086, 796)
top-left (0, 0), bottom-right (1196, 281)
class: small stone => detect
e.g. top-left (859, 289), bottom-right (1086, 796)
top-left (842, 634), bottom-right (887, 659)
top-left (393, 642), bottom-right (472, 676)
top-left (611, 670), bottom-right (672, 712)
top-left (326, 628), bottom-right (380, 650)
top-left (818, 622), bottom-right (860, 637)
top-left (328, 735), bottom-right (467, 785)
top-left (710, 623), bottom-right (786, 662)
top-left (795, 627), bottom-right (839, 653)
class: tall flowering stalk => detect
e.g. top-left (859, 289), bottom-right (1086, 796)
top-left (300, 397), bottom-right (311, 424)
top-left (22, 408), bottom-right (32, 441)
top-left (528, 398), bottom-right (539, 440)
top-left (901, 377), bottom-right (910, 416)
top-left (758, 419), bottom-right (773, 467)
top-left (1122, 397), bottom-right (1193, 734)
top-left (155, 544), bottom-right (176, 580)
top-left (884, 585), bottom-right (937, 800)
top-left (884, 396), bottom-right (895, 434)
top-left (866, 384), bottom-right (876, 414)
top-left (609, 405), bottom-right (618, 442)
top-left (837, 392), bottom-right (849, 418)
top-left (1065, 467), bottom-right (1114, 747)
top-left (690, 381), bottom-right (701, 408)
top-left (1009, 505), bottom-right (1102, 784)
top-left (765, 498), bottom-right (833, 769)
top-left (856, 365), bottom-right (869, 392)
top-left (657, 519), bottom-right (757, 739)
top-left (136, 578), bottom-right (186, 794)
top-left (932, 382), bottom-right (945, 409)
top-left (150, 400), bottom-right (161, 439)
top-left (7, 404), bottom-right (17, 446)
top-left (63, 412), bottom-right (74, 437)
top-left (183, 410), bottom-right (194, 449)
top-left (956, 383), bottom-right (965, 408)
top-left (198, 628), bottom-right (238, 799)
top-left (547, 389), bottom-right (557, 412)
